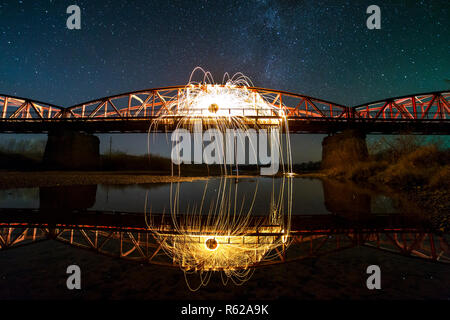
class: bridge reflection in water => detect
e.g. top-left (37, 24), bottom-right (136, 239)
top-left (1, 212), bottom-right (449, 266)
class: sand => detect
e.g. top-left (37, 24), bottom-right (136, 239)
top-left (0, 171), bottom-right (211, 189)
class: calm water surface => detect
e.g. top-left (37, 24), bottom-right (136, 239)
top-left (0, 176), bottom-right (448, 300)
top-left (0, 177), bottom-right (404, 215)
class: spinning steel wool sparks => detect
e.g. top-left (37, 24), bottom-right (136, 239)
top-left (144, 68), bottom-right (293, 290)
top-left (159, 72), bottom-right (285, 121)
top-left (147, 67), bottom-right (289, 129)
top-left (148, 67), bottom-right (294, 175)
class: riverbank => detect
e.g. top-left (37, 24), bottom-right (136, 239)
top-left (0, 171), bottom-right (212, 189)
top-left (314, 143), bottom-right (450, 231)
top-left (308, 172), bottom-right (450, 232)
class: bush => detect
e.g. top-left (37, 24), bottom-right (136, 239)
top-left (322, 133), bottom-right (449, 190)
top-left (375, 162), bottom-right (429, 187)
top-left (325, 141), bottom-right (449, 190)
top-left (429, 165), bottom-right (450, 189)
top-left (347, 161), bottom-right (388, 182)
top-left (370, 145), bottom-right (448, 188)
top-left (402, 145), bottom-right (446, 167)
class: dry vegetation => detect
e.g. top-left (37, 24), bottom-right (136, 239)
top-left (325, 136), bottom-right (450, 190)
top-left (323, 135), bottom-right (450, 231)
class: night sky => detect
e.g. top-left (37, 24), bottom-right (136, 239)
top-left (0, 0), bottom-right (449, 161)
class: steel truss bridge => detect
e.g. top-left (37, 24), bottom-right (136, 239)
top-left (1, 209), bottom-right (449, 267)
top-left (0, 87), bottom-right (449, 134)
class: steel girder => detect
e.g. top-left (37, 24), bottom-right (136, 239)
top-left (0, 94), bottom-right (64, 119)
top-left (1, 225), bottom-right (449, 267)
top-left (1, 89), bottom-right (449, 121)
top-left (1, 89), bottom-right (448, 134)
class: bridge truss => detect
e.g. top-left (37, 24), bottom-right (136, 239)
top-left (1, 224), bottom-right (449, 267)
top-left (354, 91), bottom-right (450, 120)
top-left (0, 94), bottom-right (63, 119)
top-left (63, 86), bottom-right (350, 119)
top-left (0, 89), bottom-right (450, 120)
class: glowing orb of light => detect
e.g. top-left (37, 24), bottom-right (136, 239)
top-left (205, 238), bottom-right (219, 251)
top-left (208, 103), bottom-right (219, 114)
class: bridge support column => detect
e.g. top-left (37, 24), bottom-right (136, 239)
top-left (40, 185), bottom-right (97, 210)
top-left (321, 129), bottom-right (368, 169)
top-left (43, 130), bottom-right (100, 170)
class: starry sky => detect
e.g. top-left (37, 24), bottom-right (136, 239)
top-left (0, 0), bottom-right (449, 161)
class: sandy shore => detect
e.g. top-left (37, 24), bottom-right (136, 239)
top-left (0, 171), bottom-right (214, 189)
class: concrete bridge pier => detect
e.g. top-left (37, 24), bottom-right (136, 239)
top-left (321, 129), bottom-right (368, 169)
top-left (40, 185), bottom-right (97, 210)
top-left (43, 130), bottom-right (100, 170)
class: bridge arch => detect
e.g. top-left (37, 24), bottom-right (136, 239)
top-left (0, 94), bottom-right (64, 119)
top-left (64, 85), bottom-right (350, 119)
top-left (353, 91), bottom-right (450, 120)
top-left (2, 89), bottom-right (449, 121)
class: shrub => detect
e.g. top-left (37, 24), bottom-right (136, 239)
top-left (376, 162), bottom-right (428, 187)
top-left (402, 145), bottom-right (445, 167)
top-left (429, 165), bottom-right (450, 189)
top-left (347, 160), bottom-right (388, 182)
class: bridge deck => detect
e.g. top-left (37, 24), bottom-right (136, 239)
top-left (0, 208), bottom-right (433, 233)
top-left (0, 117), bottom-right (448, 134)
